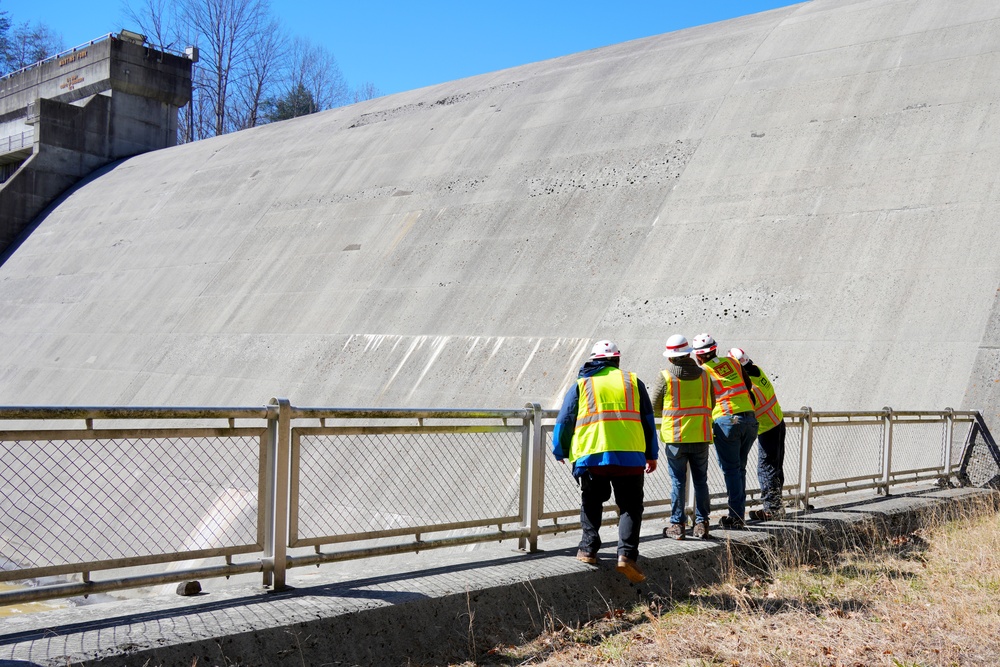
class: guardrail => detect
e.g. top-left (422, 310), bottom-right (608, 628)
top-left (0, 401), bottom-right (996, 605)
top-left (0, 130), bottom-right (33, 155)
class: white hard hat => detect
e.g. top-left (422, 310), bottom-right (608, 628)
top-left (590, 340), bottom-right (621, 359)
top-left (691, 333), bottom-right (717, 354)
top-left (663, 334), bottom-right (692, 358)
top-left (729, 347), bottom-right (750, 366)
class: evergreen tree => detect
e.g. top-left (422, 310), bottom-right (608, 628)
top-left (262, 83), bottom-right (317, 123)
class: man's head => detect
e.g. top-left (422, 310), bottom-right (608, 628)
top-left (728, 347), bottom-right (751, 366)
top-left (691, 333), bottom-right (717, 363)
top-left (663, 334), bottom-right (692, 360)
top-left (590, 340), bottom-right (621, 366)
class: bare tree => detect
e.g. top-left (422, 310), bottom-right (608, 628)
top-left (181, 0), bottom-right (269, 137)
top-left (3, 21), bottom-right (63, 72)
top-left (121, 0), bottom-right (178, 52)
top-left (352, 81), bottom-right (381, 104)
top-left (285, 38), bottom-right (348, 114)
top-left (227, 17), bottom-right (284, 131)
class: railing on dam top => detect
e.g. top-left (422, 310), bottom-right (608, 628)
top-left (0, 401), bottom-right (997, 606)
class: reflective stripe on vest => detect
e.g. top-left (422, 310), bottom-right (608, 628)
top-left (659, 369), bottom-right (713, 444)
top-left (750, 368), bottom-right (783, 434)
top-left (571, 368), bottom-right (645, 462)
top-left (702, 356), bottom-right (754, 420)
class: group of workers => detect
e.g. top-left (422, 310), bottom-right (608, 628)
top-left (551, 334), bottom-right (785, 584)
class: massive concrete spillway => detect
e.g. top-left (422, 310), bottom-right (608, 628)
top-left (1, 0), bottom-right (999, 422)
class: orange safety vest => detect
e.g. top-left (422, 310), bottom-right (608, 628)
top-left (701, 355), bottom-right (755, 420)
top-left (750, 368), bottom-right (783, 434)
top-left (659, 369), bottom-right (713, 443)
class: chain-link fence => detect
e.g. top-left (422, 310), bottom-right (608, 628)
top-left (0, 403), bottom-right (995, 606)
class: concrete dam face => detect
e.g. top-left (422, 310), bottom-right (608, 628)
top-left (1, 0), bottom-right (999, 423)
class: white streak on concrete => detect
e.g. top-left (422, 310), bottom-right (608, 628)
top-left (157, 487), bottom-right (255, 595)
top-left (550, 338), bottom-right (591, 408)
top-left (381, 336), bottom-right (425, 396)
top-left (491, 337), bottom-right (504, 357)
top-left (467, 337), bottom-right (481, 356)
top-left (515, 339), bottom-right (542, 384)
top-left (408, 336), bottom-right (451, 397)
top-left (342, 334), bottom-right (356, 351)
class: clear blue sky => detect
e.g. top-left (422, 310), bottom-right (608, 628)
top-left (2, 0), bottom-right (802, 95)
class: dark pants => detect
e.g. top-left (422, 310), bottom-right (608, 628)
top-left (757, 421), bottom-right (786, 513)
top-left (579, 472), bottom-right (644, 561)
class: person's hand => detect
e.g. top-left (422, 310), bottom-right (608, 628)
top-left (557, 458), bottom-right (566, 465)
top-left (645, 459), bottom-right (657, 473)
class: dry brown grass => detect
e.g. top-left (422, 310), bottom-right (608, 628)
top-left (472, 504), bottom-right (1000, 666)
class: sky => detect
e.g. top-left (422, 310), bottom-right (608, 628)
top-left (2, 1), bottom-right (803, 96)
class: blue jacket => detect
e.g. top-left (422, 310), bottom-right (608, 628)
top-left (552, 359), bottom-right (659, 478)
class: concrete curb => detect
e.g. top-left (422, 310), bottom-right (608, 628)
top-left (1, 487), bottom-right (996, 666)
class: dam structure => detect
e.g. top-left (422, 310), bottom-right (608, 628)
top-left (2, 0), bottom-right (1000, 664)
top-left (0, 0), bottom-right (997, 422)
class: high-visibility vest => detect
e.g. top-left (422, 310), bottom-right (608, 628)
top-left (702, 356), bottom-right (755, 420)
top-left (750, 368), bottom-right (783, 434)
top-left (659, 369), bottom-right (713, 444)
top-left (570, 367), bottom-right (646, 462)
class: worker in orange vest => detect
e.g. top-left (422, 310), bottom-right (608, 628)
top-left (691, 333), bottom-right (758, 529)
top-left (729, 348), bottom-right (786, 520)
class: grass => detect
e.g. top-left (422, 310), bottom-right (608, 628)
top-left (467, 503), bottom-right (1000, 666)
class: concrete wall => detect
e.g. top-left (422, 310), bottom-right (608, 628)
top-left (0, 37), bottom-right (192, 254)
top-left (0, 0), bottom-right (998, 425)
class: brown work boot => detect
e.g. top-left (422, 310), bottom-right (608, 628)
top-left (663, 522), bottom-right (685, 540)
top-left (576, 550), bottom-right (598, 565)
top-left (692, 521), bottom-right (710, 539)
top-left (616, 556), bottom-right (646, 583)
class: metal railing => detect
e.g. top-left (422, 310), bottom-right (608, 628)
top-left (0, 130), bottom-right (33, 155)
top-left (0, 401), bottom-right (995, 605)
top-left (0, 34), bottom-right (114, 83)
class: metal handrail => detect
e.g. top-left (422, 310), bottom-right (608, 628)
top-left (0, 402), bottom-right (994, 607)
top-left (0, 34), bottom-right (114, 82)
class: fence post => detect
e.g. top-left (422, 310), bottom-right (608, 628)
top-left (880, 406), bottom-right (894, 495)
top-left (942, 408), bottom-right (954, 482)
top-left (262, 397), bottom-right (291, 589)
top-left (798, 407), bottom-right (813, 510)
top-left (522, 402), bottom-right (544, 552)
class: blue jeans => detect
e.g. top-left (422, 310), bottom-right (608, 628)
top-left (713, 412), bottom-right (759, 520)
top-left (666, 443), bottom-right (711, 525)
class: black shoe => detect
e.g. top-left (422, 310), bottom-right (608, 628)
top-left (748, 509), bottom-right (772, 521)
top-left (718, 515), bottom-right (746, 530)
top-left (576, 549), bottom-right (598, 565)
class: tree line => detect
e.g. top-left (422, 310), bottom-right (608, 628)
top-left (0, 5), bottom-right (64, 75)
top-left (0, 0), bottom-right (381, 143)
top-left (127, 0), bottom-right (381, 142)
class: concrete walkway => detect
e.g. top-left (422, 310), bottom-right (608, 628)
top-left (0, 487), bottom-right (995, 667)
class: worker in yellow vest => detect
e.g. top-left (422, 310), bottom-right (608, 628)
top-left (729, 348), bottom-right (786, 520)
top-left (552, 340), bottom-right (658, 584)
top-left (691, 333), bottom-right (758, 529)
top-left (652, 334), bottom-right (716, 540)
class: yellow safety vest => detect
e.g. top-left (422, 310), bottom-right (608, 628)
top-left (571, 368), bottom-right (646, 462)
top-left (702, 356), bottom-right (755, 420)
top-left (659, 370), bottom-right (713, 444)
top-left (750, 368), bottom-right (783, 434)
